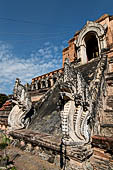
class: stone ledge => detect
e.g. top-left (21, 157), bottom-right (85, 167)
top-left (9, 129), bottom-right (61, 151)
top-left (101, 124), bottom-right (113, 128)
top-left (104, 109), bottom-right (113, 112)
top-left (92, 135), bottom-right (113, 151)
top-left (9, 129), bottom-right (92, 162)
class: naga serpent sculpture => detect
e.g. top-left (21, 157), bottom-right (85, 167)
top-left (8, 78), bottom-right (32, 131)
top-left (60, 59), bottom-right (91, 146)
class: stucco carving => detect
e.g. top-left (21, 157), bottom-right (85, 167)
top-left (60, 55), bottom-right (107, 146)
top-left (8, 78), bottom-right (32, 131)
top-left (60, 59), bottom-right (91, 146)
top-left (75, 21), bottom-right (107, 64)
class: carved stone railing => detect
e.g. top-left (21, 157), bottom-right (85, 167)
top-left (60, 58), bottom-right (91, 146)
top-left (59, 54), bottom-right (107, 147)
top-left (8, 78), bottom-right (32, 131)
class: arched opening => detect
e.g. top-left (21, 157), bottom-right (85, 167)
top-left (42, 81), bottom-right (46, 88)
top-left (53, 77), bottom-right (57, 84)
top-left (75, 22), bottom-right (107, 64)
top-left (48, 79), bottom-right (51, 88)
top-left (38, 82), bottom-right (41, 89)
top-left (85, 33), bottom-right (99, 61)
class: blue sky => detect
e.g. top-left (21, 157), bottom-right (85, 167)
top-left (0, 0), bottom-right (113, 94)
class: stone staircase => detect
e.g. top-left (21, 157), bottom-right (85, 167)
top-left (100, 69), bottom-right (113, 137)
top-left (91, 135), bottom-right (113, 170)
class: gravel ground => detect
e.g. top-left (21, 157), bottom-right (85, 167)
top-left (0, 132), bottom-right (60, 170)
top-left (6, 146), bottom-right (60, 170)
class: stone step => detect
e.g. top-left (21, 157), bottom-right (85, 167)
top-left (106, 95), bottom-right (113, 99)
top-left (105, 97), bottom-right (113, 109)
top-left (102, 110), bottom-right (113, 124)
top-left (104, 109), bottom-right (113, 112)
top-left (101, 124), bottom-right (113, 128)
top-left (105, 72), bottom-right (113, 86)
top-left (105, 72), bottom-right (113, 80)
top-left (100, 124), bottom-right (113, 137)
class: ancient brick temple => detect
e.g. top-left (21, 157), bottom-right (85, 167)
top-left (1, 14), bottom-right (113, 169)
top-left (30, 14), bottom-right (113, 103)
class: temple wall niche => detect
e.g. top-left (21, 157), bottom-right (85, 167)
top-left (62, 15), bottom-right (113, 67)
top-left (85, 33), bottom-right (99, 60)
top-left (75, 21), bottom-right (107, 64)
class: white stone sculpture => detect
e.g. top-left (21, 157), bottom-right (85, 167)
top-left (60, 58), bottom-right (91, 146)
top-left (60, 54), bottom-right (107, 146)
top-left (8, 78), bottom-right (32, 131)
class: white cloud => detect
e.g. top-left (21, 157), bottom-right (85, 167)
top-left (44, 42), bottom-right (50, 46)
top-left (0, 41), bottom-right (63, 94)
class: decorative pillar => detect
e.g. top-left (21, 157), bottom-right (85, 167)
top-left (25, 83), bottom-right (29, 92)
top-left (45, 78), bottom-right (49, 88)
top-left (50, 78), bottom-right (54, 87)
top-left (40, 81), bottom-right (43, 89)
top-left (35, 81), bottom-right (39, 90)
top-left (31, 83), bottom-right (35, 91)
top-left (41, 79), bottom-right (46, 89)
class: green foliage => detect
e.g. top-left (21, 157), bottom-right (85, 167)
top-left (0, 134), bottom-right (10, 150)
top-left (0, 94), bottom-right (8, 108)
top-left (0, 167), bottom-right (17, 170)
top-left (0, 155), bottom-right (9, 160)
top-left (0, 134), bottom-right (17, 170)
top-left (9, 167), bottom-right (17, 170)
top-left (2, 134), bottom-right (10, 145)
top-left (0, 143), bottom-right (7, 150)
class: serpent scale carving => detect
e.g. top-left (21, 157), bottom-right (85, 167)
top-left (60, 55), bottom-right (107, 146)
